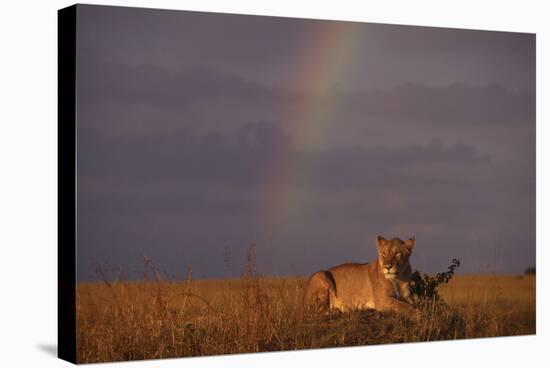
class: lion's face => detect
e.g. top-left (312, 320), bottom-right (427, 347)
top-left (376, 236), bottom-right (415, 279)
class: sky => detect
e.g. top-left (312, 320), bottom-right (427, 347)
top-left (75, 4), bottom-right (535, 281)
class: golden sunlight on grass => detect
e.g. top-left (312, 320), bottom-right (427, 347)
top-left (76, 272), bottom-right (535, 363)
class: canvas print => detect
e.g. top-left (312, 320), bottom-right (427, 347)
top-left (58, 4), bottom-right (535, 364)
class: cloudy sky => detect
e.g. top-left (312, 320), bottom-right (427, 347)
top-left (76, 4), bottom-right (535, 281)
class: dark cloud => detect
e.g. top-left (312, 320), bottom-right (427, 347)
top-left (77, 119), bottom-right (529, 279)
top-left (76, 4), bottom-right (535, 91)
top-left (78, 121), bottom-right (487, 190)
top-left (344, 83), bottom-right (534, 125)
top-left (237, 120), bottom-right (292, 152)
top-left (78, 121), bottom-right (291, 190)
top-left (76, 4), bottom-right (312, 68)
top-left (78, 57), bottom-right (534, 139)
top-left (78, 61), bottom-right (278, 110)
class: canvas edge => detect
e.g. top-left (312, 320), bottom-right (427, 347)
top-left (58, 3), bottom-right (77, 365)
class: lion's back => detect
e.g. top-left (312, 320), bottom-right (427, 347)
top-left (328, 263), bottom-right (376, 307)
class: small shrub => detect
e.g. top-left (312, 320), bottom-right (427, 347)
top-left (524, 266), bottom-right (535, 275)
top-left (410, 258), bottom-right (460, 303)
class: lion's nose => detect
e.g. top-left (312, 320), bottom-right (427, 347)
top-left (384, 265), bottom-right (392, 270)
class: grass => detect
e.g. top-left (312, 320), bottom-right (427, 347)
top-left (76, 269), bottom-right (535, 363)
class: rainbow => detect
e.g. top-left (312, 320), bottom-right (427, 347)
top-left (260, 20), bottom-right (363, 234)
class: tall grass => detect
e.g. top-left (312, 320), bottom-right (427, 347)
top-left (76, 248), bottom-right (535, 363)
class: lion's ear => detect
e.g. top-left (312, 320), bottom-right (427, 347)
top-left (376, 235), bottom-right (386, 248)
top-left (404, 237), bottom-right (415, 251)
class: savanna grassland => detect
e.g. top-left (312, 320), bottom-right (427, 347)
top-left (76, 258), bottom-right (536, 364)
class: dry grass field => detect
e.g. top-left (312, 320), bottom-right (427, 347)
top-left (76, 267), bottom-right (536, 363)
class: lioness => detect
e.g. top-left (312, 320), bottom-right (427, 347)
top-left (303, 235), bottom-right (417, 314)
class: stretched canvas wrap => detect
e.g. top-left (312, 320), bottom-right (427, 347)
top-left (58, 4), bottom-right (536, 364)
